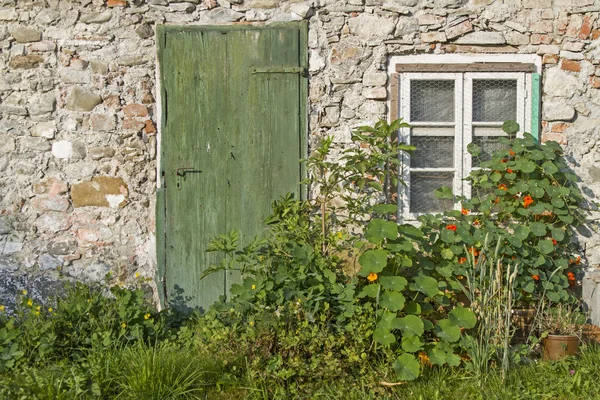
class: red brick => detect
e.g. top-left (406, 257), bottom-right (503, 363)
top-left (123, 104), bottom-right (148, 118)
top-left (579, 15), bottom-right (593, 40)
top-left (561, 59), bottom-right (581, 72)
top-left (122, 118), bottom-right (145, 131)
top-left (590, 76), bottom-right (600, 88)
top-left (592, 29), bottom-right (600, 40)
top-left (531, 34), bottom-right (552, 45)
top-left (551, 122), bottom-right (572, 133)
top-left (144, 120), bottom-right (156, 135)
top-left (543, 54), bottom-right (559, 64)
top-left (107, 0), bottom-right (126, 6)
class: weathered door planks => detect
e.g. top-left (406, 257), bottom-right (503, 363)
top-left (157, 23), bottom-right (307, 310)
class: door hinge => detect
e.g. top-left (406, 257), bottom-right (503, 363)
top-left (252, 67), bottom-right (308, 77)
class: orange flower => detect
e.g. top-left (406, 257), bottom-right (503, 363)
top-left (468, 247), bottom-right (479, 257)
top-left (509, 149), bottom-right (516, 156)
top-left (461, 208), bottom-right (470, 215)
top-left (506, 169), bottom-right (513, 174)
top-left (494, 197), bottom-right (500, 204)
top-left (552, 238), bottom-right (557, 245)
top-left (576, 256), bottom-right (581, 265)
top-left (498, 183), bottom-right (508, 191)
top-left (567, 271), bottom-right (576, 286)
top-left (459, 257), bottom-right (467, 264)
top-left (532, 275), bottom-right (540, 281)
top-left (367, 272), bottom-right (378, 282)
top-left (473, 219), bottom-right (481, 227)
top-left (523, 195), bottom-right (534, 208)
top-left (446, 224), bottom-right (457, 231)
top-left (501, 158), bottom-right (508, 163)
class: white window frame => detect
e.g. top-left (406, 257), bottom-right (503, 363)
top-left (388, 54), bottom-right (542, 221)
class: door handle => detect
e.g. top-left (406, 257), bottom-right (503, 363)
top-left (176, 167), bottom-right (202, 177)
top-left (176, 167), bottom-right (202, 190)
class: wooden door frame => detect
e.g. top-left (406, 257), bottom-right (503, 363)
top-left (155, 22), bottom-right (308, 308)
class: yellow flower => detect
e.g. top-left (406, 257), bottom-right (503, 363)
top-left (249, 321), bottom-right (254, 326)
top-left (121, 322), bottom-right (127, 329)
top-left (251, 284), bottom-right (256, 290)
top-left (34, 311), bottom-right (40, 316)
top-left (21, 290), bottom-right (27, 295)
top-left (367, 272), bottom-right (378, 282)
top-left (36, 306), bottom-right (41, 311)
top-left (0, 305), bottom-right (4, 312)
top-left (48, 308), bottom-right (53, 313)
top-left (135, 272), bottom-right (140, 279)
top-left (337, 231), bottom-right (343, 239)
top-left (87, 299), bottom-right (91, 303)
top-left (27, 299), bottom-right (33, 307)
top-left (144, 313), bottom-right (151, 320)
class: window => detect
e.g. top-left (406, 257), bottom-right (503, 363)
top-left (388, 55), bottom-right (541, 220)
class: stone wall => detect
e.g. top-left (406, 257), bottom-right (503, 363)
top-left (1, 0), bottom-right (600, 310)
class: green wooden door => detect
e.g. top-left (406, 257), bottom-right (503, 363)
top-left (156, 23), bottom-right (307, 311)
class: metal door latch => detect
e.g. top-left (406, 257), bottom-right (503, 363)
top-left (176, 167), bottom-right (202, 190)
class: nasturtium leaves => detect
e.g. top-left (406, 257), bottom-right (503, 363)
top-left (441, 248), bottom-right (454, 260)
top-left (551, 198), bottom-right (565, 208)
top-left (521, 280), bottom-right (535, 293)
top-left (521, 161), bottom-right (536, 173)
top-left (373, 327), bottom-right (396, 346)
top-left (542, 161), bottom-right (558, 175)
top-left (365, 219), bottom-right (398, 241)
top-left (358, 249), bottom-right (388, 275)
top-left (392, 315), bottom-right (424, 337)
top-left (385, 240), bottom-right (414, 252)
top-left (514, 225), bottom-right (530, 241)
top-left (539, 239), bottom-right (554, 255)
top-left (372, 203), bottom-right (398, 215)
top-left (434, 186), bottom-right (454, 199)
top-left (380, 276), bottom-right (408, 292)
top-left (449, 306), bottom-right (477, 329)
top-left (502, 120), bottom-right (520, 135)
top-left (530, 222), bottom-right (547, 237)
top-left (358, 284), bottom-right (380, 299)
top-left (401, 335), bottom-right (424, 353)
top-left (404, 302), bottom-right (421, 315)
top-left (380, 290), bottom-right (405, 312)
top-left (411, 276), bottom-right (440, 298)
top-left (394, 353), bottom-right (420, 381)
top-left (551, 228), bottom-right (565, 241)
top-left (434, 319), bottom-right (461, 342)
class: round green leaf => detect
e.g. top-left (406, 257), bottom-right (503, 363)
top-left (514, 225), bottom-right (530, 241)
top-left (372, 204), bottom-right (399, 214)
top-left (521, 161), bottom-right (536, 173)
top-left (358, 283), bottom-right (380, 299)
top-left (392, 315), bottom-right (424, 338)
top-left (502, 120), bottom-right (520, 135)
top-left (365, 219), bottom-right (398, 241)
top-left (411, 276), bottom-right (440, 298)
top-left (449, 306), bottom-right (477, 329)
top-left (434, 319), bottom-right (461, 342)
top-left (539, 239), bottom-right (554, 255)
top-left (551, 228), bottom-right (565, 241)
top-left (358, 249), bottom-right (388, 275)
top-left (542, 161), bottom-right (558, 175)
top-left (380, 276), bottom-right (408, 291)
top-left (393, 353), bottom-right (420, 381)
top-left (441, 248), bottom-right (454, 260)
top-left (373, 327), bottom-right (396, 346)
top-left (380, 290), bottom-right (406, 312)
top-left (401, 336), bottom-right (424, 352)
top-left (427, 348), bottom-right (447, 366)
top-left (530, 222), bottom-right (547, 237)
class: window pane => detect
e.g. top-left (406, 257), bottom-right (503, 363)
top-left (410, 80), bottom-right (455, 122)
top-left (472, 80), bottom-right (517, 122)
top-left (410, 171), bottom-right (454, 213)
top-left (471, 127), bottom-right (512, 167)
top-left (410, 135), bottom-right (454, 168)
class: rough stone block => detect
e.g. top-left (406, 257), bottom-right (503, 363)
top-left (362, 72), bottom-right (387, 86)
top-left (88, 146), bottom-right (116, 160)
top-left (454, 31), bottom-right (505, 45)
top-left (10, 27), bottom-right (41, 43)
top-left (537, 45), bottom-right (559, 55)
top-left (80, 10), bottom-right (112, 24)
top-left (8, 54), bottom-right (44, 69)
top-left (543, 101), bottom-right (575, 121)
top-left (0, 136), bottom-right (16, 154)
top-left (347, 14), bottom-right (396, 42)
top-left (87, 114), bottom-right (116, 131)
top-left (52, 141), bottom-right (73, 159)
top-left (544, 67), bottom-right (582, 98)
top-left (562, 41), bottom-right (585, 52)
top-left (505, 32), bottom-right (529, 46)
top-left (417, 14), bottom-right (445, 26)
top-left (135, 23), bottom-right (154, 39)
top-left (28, 92), bottom-right (56, 116)
top-left (34, 178), bottom-right (69, 195)
top-left (0, 9), bottom-right (18, 21)
top-left (35, 9), bottom-right (60, 25)
top-left (65, 87), bottom-right (102, 112)
top-left (421, 31), bottom-right (447, 43)
top-left (248, 0), bottom-right (279, 7)
top-left (531, 34), bottom-right (552, 45)
top-left (90, 60), bottom-right (109, 75)
top-left (47, 238), bottom-right (78, 255)
top-left (31, 196), bottom-right (71, 212)
top-left (38, 254), bottom-right (62, 270)
top-left (362, 87), bottom-right (387, 100)
top-left (71, 177), bottom-right (129, 208)
top-left (445, 20), bottom-right (473, 40)
top-left (560, 50), bottom-right (584, 61)
top-left (21, 137), bottom-right (51, 151)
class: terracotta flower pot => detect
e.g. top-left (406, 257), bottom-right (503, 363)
top-left (542, 334), bottom-right (579, 361)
